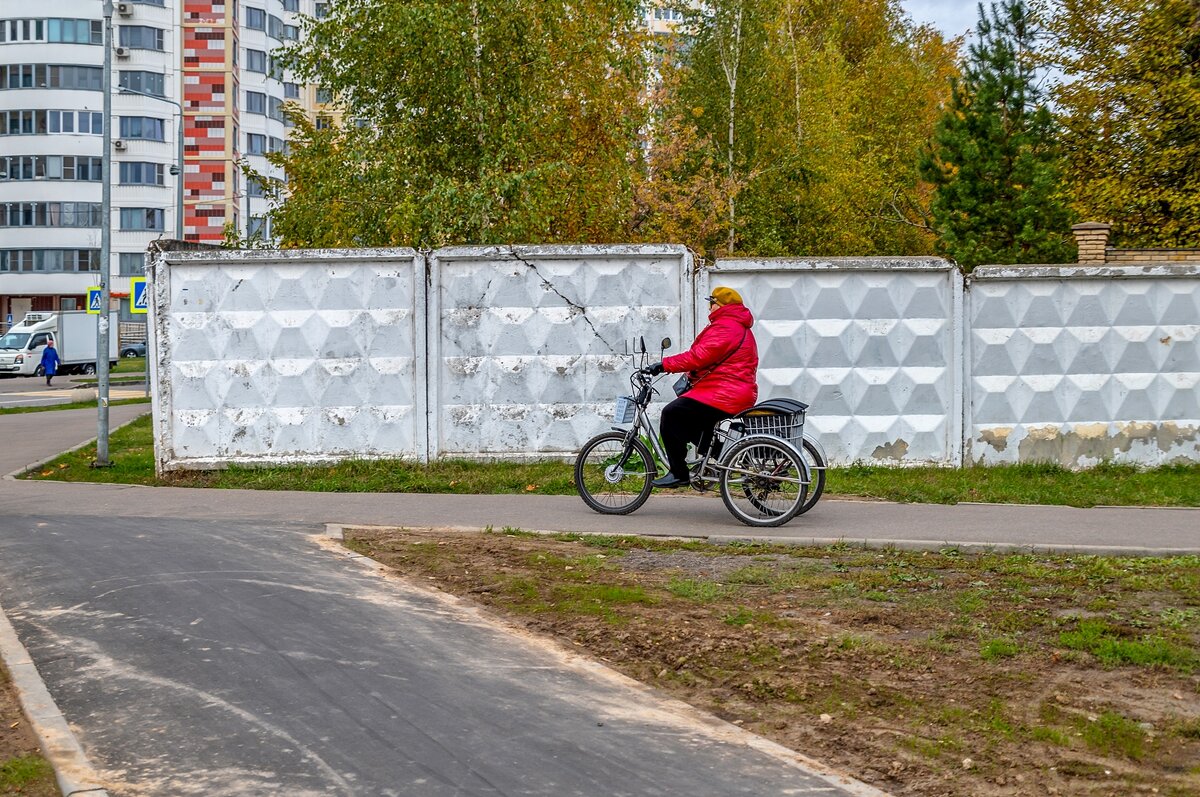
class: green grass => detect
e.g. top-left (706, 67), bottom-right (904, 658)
top-left (667, 578), bottom-right (732, 602)
top-left (834, 460), bottom-right (1200, 507)
top-left (0, 755), bottom-right (53, 789)
top-left (980, 637), bottom-right (1020, 661)
top-left (0, 397), bottom-right (150, 416)
top-left (23, 415), bottom-right (1200, 507)
top-left (1080, 711), bottom-right (1147, 760)
top-left (1059, 619), bottom-right (1196, 671)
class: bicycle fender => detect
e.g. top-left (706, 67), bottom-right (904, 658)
top-left (802, 432), bottom-right (828, 468)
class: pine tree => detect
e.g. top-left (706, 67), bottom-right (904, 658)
top-left (921, 0), bottom-right (1074, 270)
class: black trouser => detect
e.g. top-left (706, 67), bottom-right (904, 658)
top-left (659, 396), bottom-right (731, 480)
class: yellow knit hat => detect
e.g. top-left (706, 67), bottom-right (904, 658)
top-left (707, 286), bottom-right (743, 306)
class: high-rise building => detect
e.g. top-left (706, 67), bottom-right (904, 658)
top-left (0, 0), bottom-right (316, 328)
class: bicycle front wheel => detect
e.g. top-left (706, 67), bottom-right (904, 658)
top-left (718, 435), bottom-right (808, 527)
top-left (574, 432), bottom-right (656, 515)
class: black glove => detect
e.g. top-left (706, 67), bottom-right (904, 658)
top-left (646, 362), bottom-right (665, 376)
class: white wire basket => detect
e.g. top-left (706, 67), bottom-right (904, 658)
top-left (740, 409), bottom-right (805, 448)
top-left (613, 396), bottom-right (636, 424)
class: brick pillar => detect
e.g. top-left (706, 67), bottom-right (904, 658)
top-left (1072, 222), bottom-right (1111, 264)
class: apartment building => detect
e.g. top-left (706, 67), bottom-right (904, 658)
top-left (0, 0), bottom-right (317, 329)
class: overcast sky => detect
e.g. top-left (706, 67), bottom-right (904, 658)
top-left (899, 0), bottom-right (979, 41)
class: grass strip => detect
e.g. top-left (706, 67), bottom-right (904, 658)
top-left (0, 398), bottom-right (151, 416)
top-left (21, 414), bottom-right (1200, 507)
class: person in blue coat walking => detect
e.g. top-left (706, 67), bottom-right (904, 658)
top-left (40, 339), bottom-right (61, 386)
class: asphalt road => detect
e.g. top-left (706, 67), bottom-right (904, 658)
top-left (0, 407), bottom-right (884, 797)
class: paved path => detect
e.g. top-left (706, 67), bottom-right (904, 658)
top-left (0, 408), bottom-right (884, 797)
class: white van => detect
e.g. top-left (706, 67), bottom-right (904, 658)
top-left (0, 312), bottom-right (119, 377)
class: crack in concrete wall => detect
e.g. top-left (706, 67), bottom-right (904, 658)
top-left (505, 247), bottom-right (621, 355)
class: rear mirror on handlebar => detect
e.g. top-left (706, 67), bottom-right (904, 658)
top-left (660, 337), bottom-right (671, 351)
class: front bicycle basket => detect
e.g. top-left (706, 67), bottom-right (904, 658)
top-left (613, 396), bottom-right (636, 424)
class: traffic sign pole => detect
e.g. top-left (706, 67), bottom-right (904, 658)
top-left (95, 0), bottom-right (113, 468)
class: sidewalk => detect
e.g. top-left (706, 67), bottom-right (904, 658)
top-left (3, 407), bottom-right (1197, 557)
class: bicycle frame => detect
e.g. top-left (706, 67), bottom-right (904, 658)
top-left (611, 373), bottom-right (811, 489)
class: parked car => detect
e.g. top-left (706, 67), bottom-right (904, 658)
top-left (120, 342), bottom-right (147, 358)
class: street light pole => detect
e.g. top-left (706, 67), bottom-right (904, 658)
top-left (95, 0), bottom-right (114, 468)
top-left (118, 87), bottom-right (184, 241)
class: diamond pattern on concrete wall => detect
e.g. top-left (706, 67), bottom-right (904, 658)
top-left (160, 257), bottom-right (423, 465)
top-left (708, 262), bottom-right (961, 465)
top-left (431, 246), bottom-right (692, 456)
top-left (968, 274), bottom-right (1200, 466)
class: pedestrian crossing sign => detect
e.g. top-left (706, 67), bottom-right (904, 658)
top-left (87, 287), bottom-right (103, 315)
top-left (130, 277), bottom-right (148, 314)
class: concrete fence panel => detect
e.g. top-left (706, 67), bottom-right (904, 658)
top-left (427, 245), bottom-right (696, 458)
top-left (149, 248), bottom-right (426, 471)
top-left (707, 258), bottom-right (964, 465)
top-left (966, 264), bottom-right (1200, 467)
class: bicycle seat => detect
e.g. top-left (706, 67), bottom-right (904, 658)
top-left (735, 398), bottom-right (809, 417)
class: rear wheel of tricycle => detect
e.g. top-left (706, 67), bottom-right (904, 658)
top-left (574, 431), bottom-right (655, 515)
top-left (718, 435), bottom-right (808, 527)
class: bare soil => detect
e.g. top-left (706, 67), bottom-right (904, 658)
top-left (347, 527), bottom-right (1200, 797)
top-left (0, 666), bottom-right (58, 796)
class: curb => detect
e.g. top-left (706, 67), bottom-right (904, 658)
top-left (0, 598), bottom-right (110, 797)
top-left (324, 523), bottom-right (894, 797)
top-left (329, 523), bottom-right (1200, 559)
top-left (707, 536), bottom-right (1200, 558)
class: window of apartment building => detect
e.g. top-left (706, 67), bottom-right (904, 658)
top-left (119, 25), bottom-right (165, 50)
top-left (119, 207), bottom-right (165, 231)
top-left (0, 155), bottom-right (103, 181)
top-left (315, 3), bottom-right (328, 19)
top-left (245, 90), bottom-right (266, 114)
top-left (268, 56), bottom-right (284, 81)
top-left (245, 132), bottom-right (266, 154)
top-left (1, 64), bottom-right (102, 90)
top-left (245, 49), bottom-right (267, 73)
top-left (268, 135), bottom-right (283, 153)
top-left (315, 87), bottom-right (332, 103)
top-left (0, 249), bottom-right (100, 273)
top-left (282, 0), bottom-right (298, 11)
top-left (118, 252), bottom-right (145, 276)
top-left (282, 23), bottom-right (298, 40)
top-left (283, 82), bottom-right (299, 99)
top-left (315, 115), bottom-right (331, 130)
top-left (119, 116), bottom-right (165, 140)
top-left (246, 176), bottom-right (266, 197)
top-left (268, 14), bottom-right (284, 40)
top-left (119, 162), bottom-right (164, 185)
top-left (0, 19), bottom-right (102, 44)
top-left (128, 0), bottom-right (167, 6)
top-left (2, 202), bottom-right (103, 228)
top-left (268, 96), bottom-right (284, 122)
top-left (119, 70), bottom-right (165, 96)
top-left (245, 7), bottom-right (266, 30)
top-left (248, 216), bottom-right (269, 239)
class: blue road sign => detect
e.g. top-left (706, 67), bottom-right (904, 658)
top-left (87, 287), bottom-right (103, 315)
top-left (131, 278), bottom-right (148, 314)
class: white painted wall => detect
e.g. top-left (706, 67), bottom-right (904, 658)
top-left (706, 258), bottom-right (963, 465)
top-left (967, 264), bottom-right (1200, 467)
top-left (148, 247), bottom-right (1200, 471)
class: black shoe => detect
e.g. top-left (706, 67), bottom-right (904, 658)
top-left (651, 474), bottom-right (689, 489)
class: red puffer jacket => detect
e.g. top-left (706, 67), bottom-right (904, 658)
top-left (663, 303), bottom-right (759, 413)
